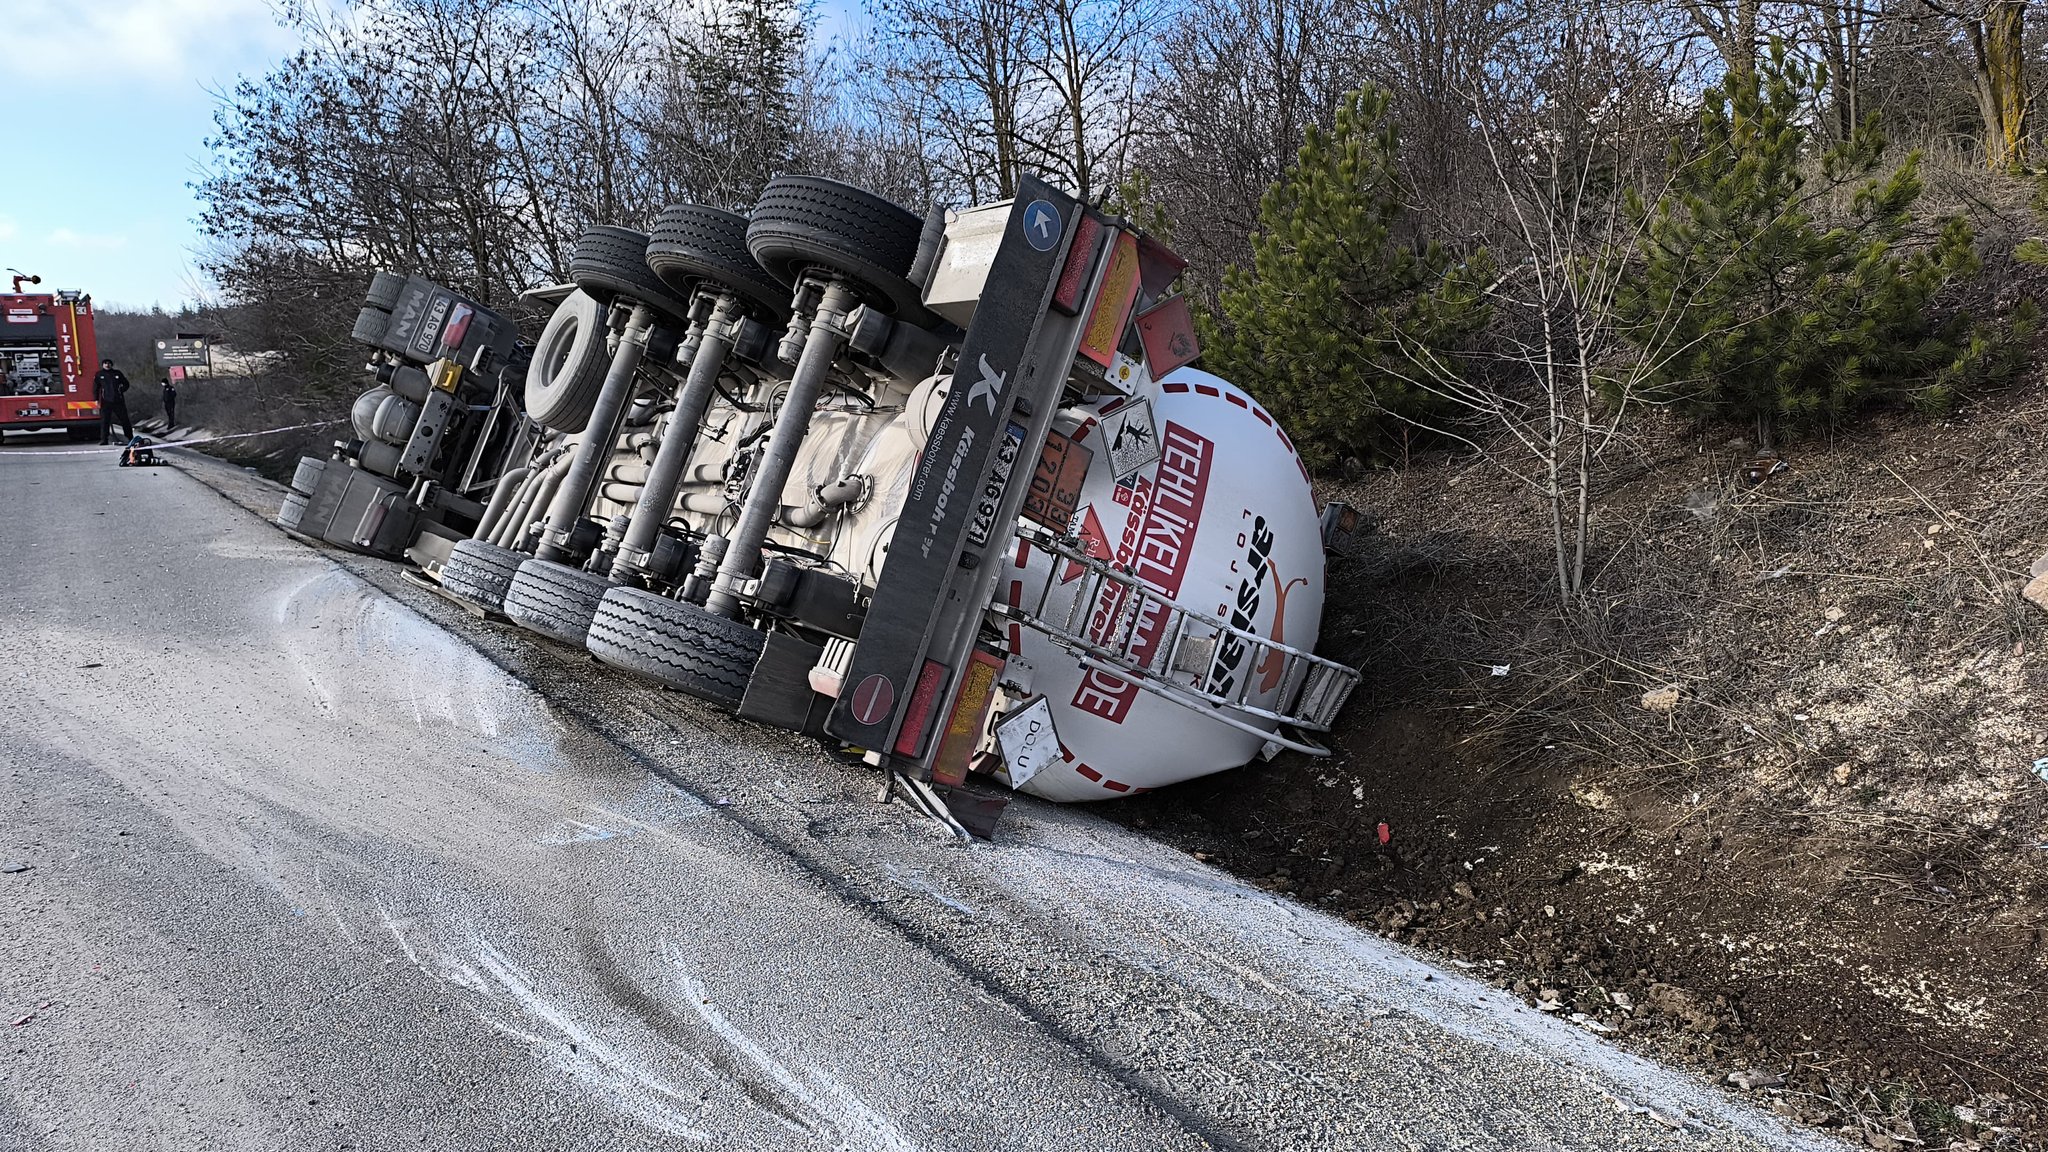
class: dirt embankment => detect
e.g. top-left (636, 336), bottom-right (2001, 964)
top-left (1114, 387), bottom-right (2048, 1150)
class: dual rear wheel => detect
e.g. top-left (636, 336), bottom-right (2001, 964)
top-left (508, 177), bottom-right (932, 711)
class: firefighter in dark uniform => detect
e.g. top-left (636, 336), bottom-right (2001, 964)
top-left (160, 377), bottom-right (178, 429)
top-left (94, 359), bottom-right (132, 444)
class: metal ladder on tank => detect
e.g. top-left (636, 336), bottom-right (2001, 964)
top-left (991, 522), bottom-right (1361, 756)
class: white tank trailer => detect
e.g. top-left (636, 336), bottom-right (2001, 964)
top-left (282, 174), bottom-right (1361, 822)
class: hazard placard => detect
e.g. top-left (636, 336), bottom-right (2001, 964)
top-left (1098, 399), bottom-right (1160, 482)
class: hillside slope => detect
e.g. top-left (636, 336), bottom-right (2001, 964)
top-left (1116, 386), bottom-right (2048, 1149)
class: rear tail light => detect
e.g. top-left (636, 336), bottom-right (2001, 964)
top-left (930, 649), bottom-right (1004, 787)
top-left (892, 660), bottom-right (948, 758)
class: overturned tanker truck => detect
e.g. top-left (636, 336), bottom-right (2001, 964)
top-left (281, 173), bottom-right (1361, 810)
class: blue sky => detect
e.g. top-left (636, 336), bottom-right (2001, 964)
top-left (3, 1), bottom-right (301, 311)
top-left (5, 0), bottom-right (869, 313)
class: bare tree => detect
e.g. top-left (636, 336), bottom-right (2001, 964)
top-left (869, 0), bottom-right (1038, 201)
top-left (1136, 0), bottom-right (1370, 293)
top-left (1945, 0), bottom-right (2031, 169)
top-left (642, 0), bottom-right (810, 209)
top-left (1388, 0), bottom-right (1707, 608)
top-left (1014, 0), bottom-right (1160, 201)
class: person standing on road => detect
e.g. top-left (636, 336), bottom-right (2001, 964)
top-left (94, 359), bottom-right (132, 444)
top-left (160, 378), bottom-right (178, 429)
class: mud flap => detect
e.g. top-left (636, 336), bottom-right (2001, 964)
top-left (738, 633), bottom-right (832, 736)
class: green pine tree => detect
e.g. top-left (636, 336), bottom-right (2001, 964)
top-left (673, 0), bottom-right (805, 208)
top-left (1204, 87), bottom-right (1491, 470)
top-left (1618, 43), bottom-right (2025, 450)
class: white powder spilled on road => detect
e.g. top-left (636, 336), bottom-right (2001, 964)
top-left (668, 950), bottom-right (924, 1152)
top-left (273, 566), bottom-right (568, 775)
top-left (471, 936), bottom-right (710, 1141)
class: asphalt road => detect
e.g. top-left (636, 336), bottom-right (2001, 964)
top-left (0, 439), bottom-right (1834, 1151)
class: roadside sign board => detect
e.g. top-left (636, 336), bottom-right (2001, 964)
top-left (154, 338), bottom-right (210, 368)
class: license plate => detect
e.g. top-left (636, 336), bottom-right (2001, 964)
top-left (966, 422), bottom-right (1025, 546)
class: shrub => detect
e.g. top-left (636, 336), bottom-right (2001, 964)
top-left (1617, 44), bottom-right (2025, 449)
top-left (1203, 87), bottom-right (1492, 470)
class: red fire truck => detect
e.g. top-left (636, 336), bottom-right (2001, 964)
top-left (1, 272), bottom-right (101, 441)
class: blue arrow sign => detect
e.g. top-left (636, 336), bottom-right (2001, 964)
top-left (1022, 199), bottom-right (1061, 251)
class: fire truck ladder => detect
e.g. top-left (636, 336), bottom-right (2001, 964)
top-left (994, 523), bottom-right (1361, 756)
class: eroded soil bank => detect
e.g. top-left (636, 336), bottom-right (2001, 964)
top-left (1113, 387), bottom-right (2048, 1150)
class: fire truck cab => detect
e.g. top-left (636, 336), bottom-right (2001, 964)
top-left (1, 274), bottom-right (101, 441)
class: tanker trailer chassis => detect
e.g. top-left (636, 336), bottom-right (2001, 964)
top-left (296, 173), bottom-right (1361, 817)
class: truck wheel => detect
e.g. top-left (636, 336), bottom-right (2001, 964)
top-left (524, 289), bottom-right (608, 433)
top-left (351, 306), bottom-right (392, 345)
top-left (571, 226), bottom-right (692, 323)
top-left (278, 490), bottom-right (309, 531)
top-left (646, 205), bottom-right (791, 320)
top-left (745, 176), bottom-right (935, 323)
top-left (503, 558), bottom-right (613, 645)
top-left (586, 586), bottom-right (765, 709)
top-left (440, 540), bottom-right (525, 610)
top-left (290, 456), bottom-right (327, 495)
top-left (364, 271), bottom-right (407, 310)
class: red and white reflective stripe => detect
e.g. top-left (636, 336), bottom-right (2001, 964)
top-left (1160, 380), bottom-right (1311, 487)
top-left (1059, 741), bottom-right (1149, 795)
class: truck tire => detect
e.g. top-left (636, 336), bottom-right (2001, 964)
top-left (503, 558), bottom-right (612, 645)
top-left (440, 539), bottom-right (525, 610)
top-left (571, 226), bottom-right (691, 323)
top-left (290, 456), bottom-right (327, 495)
top-left (746, 176), bottom-right (934, 322)
top-left (524, 289), bottom-right (609, 434)
top-left (646, 205), bottom-right (791, 320)
top-left (278, 490), bottom-right (309, 531)
top-left (364, 271), bottom-right (407, 310)
top-left (586, 586), bottom-right (765, 709)
top-left (351, 306), bottom-right (392, 345)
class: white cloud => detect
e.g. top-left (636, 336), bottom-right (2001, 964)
top-left (10, 0), bottom-right (298, 87)
top-left (0, 218), bottom-right (17, 242)
top-left (46, 228), bottom-right (129, 252)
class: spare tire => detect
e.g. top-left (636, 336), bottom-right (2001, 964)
top-left (586, 586), bottom-right (765, 709)
top-left (440, 539), bottom-right (525, 611)
top-left (746, 176), bottom-right (933, 322)
top-left (503, 558), bottom-right (613, 645)
top-left (364, 270), bottom-right (407, 310)
top-left (524, 290), bottom-right (609, 433)
top-left (647, 205), bottom-right (791, 321)
top-left (571, 226), bottom-right (692, 322)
